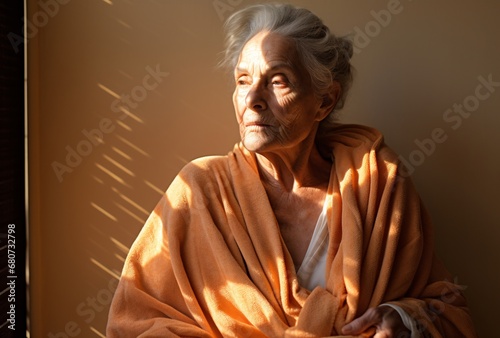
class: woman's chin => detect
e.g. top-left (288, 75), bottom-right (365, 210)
top-left (241, 137), bottom-right (271, 153)
top-left (242, 141), bottom-right (263, 153)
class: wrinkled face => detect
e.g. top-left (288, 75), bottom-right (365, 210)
top-left (233, 31), bottom-right (327, 154)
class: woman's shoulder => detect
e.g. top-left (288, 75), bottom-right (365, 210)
top-left (164, 155), bottom-right (231, 198)
top-left (317, 123), bottom-right (381, 150)
top-left (319, 123), bottom-right (399, 163)
top-left (178, 142), bottom-right (255, 176)
top-left (323, 123), bottom-right (384, 146)
top-left (178, 155), bottom-right (230, 178)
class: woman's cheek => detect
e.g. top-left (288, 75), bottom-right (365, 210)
top-left (233, 90), bottom-right (245, 117)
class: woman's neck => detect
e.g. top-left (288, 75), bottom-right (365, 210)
top-left (255, 135), bottom-right (331, 192)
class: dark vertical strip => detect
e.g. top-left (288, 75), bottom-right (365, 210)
top-left (0, 1), bottom-right (28, 337)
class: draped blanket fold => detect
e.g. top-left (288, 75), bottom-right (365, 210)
top-left (107, 124), bottom-right (476, 337)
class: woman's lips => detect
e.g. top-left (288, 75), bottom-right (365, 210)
top-left (245, 121), bottom-right (272, 127)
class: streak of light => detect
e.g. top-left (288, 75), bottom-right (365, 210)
top-left (111, 146), bottom-right (132, 160)
top-left (115, 19), bottom-right (131, 29)
top-left (118, 106), bottom-right (144, 123)
top-left (90, 258), bottom-right (120, 280)
top-left (114, 254), bottom-right (125, 262)
top-left (118, 70), bottom-right (133, 80)
top-left (116, 120), bottom-right (132, 131)
top-left (92, 176), bottom-right (104, 184)
top-left (97, 83), bottom-right (119, 99)
top-left (116, 135), bottom-right (150, 157)
top-left (111, 187), bottom-right (149, 215)
top-left (95, 163), bottom-right (131, 187)
top-left (115, 202), bottom-right (146, 224)
top-left (104, 155), bottom-right (135, 177)
top-left (176, 155), bottom-right (189, 164)
top-left (90, 326), bottom-right (106, 338)
top-left (110, 237), bottom-right (130, 254)
top-left (144, 180), bottom-right (165, 195)
top-left (91, 202), bottom-right (118, 222)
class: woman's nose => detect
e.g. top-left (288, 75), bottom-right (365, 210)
top-left (245, 84), bottom-right (267, 111)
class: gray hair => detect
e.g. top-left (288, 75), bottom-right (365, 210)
top-left (220, 3), bottom-right (354, 122)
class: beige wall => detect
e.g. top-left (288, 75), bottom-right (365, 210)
top-left (28, 0), bottom-right (499, 336)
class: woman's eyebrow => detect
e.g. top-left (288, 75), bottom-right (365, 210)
top-left (235, 62), bottom-right (295, 75)
top-left (266, 61), bottom-right (294, 71)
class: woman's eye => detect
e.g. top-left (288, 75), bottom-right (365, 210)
top-left (236, 77), bottom-right (250, 86)
top-left (271, 76), bottom-right (288, 87)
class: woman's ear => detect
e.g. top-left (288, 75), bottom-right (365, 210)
top-left (316, 81), bottom-right (341, 121)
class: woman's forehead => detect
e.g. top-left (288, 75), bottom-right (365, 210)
top-left (236, 31), bottom-right (301, 73)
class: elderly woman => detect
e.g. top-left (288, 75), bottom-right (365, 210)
top-left (107, 3), bottom-right (476, 337)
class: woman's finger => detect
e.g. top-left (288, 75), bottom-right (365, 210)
top-left (341, 308), bottom-right (381, 335)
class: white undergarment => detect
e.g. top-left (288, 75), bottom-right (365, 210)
top-left (296, 197), bottom-right (329, 291)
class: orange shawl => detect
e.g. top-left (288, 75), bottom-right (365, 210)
top-left (107, 124), bottom-right (476, 337)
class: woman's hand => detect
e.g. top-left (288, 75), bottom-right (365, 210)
top-left (341, 306), bottom-right (411, 338)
